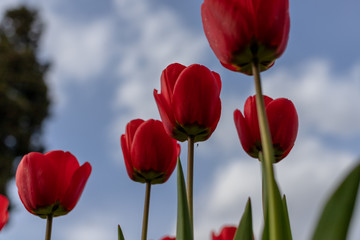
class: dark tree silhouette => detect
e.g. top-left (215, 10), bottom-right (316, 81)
top-left (0, 5), bottom-right (50, 197)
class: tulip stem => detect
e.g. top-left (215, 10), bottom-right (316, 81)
top-left (252, 61), bottom-right (281, 240)
top-left (141, 182), bottom-right (151, 240)
top-left (45, 214), bottom-right (53, 240)
top-left (187, 136), bottom-right (195, 230)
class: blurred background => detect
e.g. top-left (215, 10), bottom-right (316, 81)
top-left (1, 0), bottom-right (360, 239)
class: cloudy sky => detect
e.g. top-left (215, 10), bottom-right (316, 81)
top-left (1, 0), bottom-right (360, 239)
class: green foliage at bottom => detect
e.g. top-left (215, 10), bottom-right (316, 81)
top-left (311, 162), bottom-right (360, 240)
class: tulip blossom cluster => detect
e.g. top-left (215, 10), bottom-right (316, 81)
top-left (3, 0), bottom-right (359, 239)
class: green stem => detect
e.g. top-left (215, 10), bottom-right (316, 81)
top-left (260, 153), bottom-right (267, 218)
top-left (252, 61), bottom-right (280, 240)
top-left (45, 214), bottom-right (53, 240)
top-left (187, 136), bottom-right (195, 229)
top-left (141, 182), bottom-right (151, 240)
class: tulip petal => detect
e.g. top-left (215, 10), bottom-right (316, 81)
top-left (154, 89), bottom-right (177, 137)
top-left (45, 151), bottom-right (79, 200)
top-left (16, 152), bottom-right (58, 211)
top-left (121, 134), bottom-right (134, 180)
top-left (254, 0), bottom-right (289, 56)
top-left (61, 162), bottom-right (92, 212)
top-left (160, 63), bottom-right (186, 104)
top-left (266, 98), bottom-right (298, 159)
top-left (244, 96), bottom-right (261, 144)
top-left (131, 120), bottom-right (178, 183)
top-left (234, 109), bottom-right (256, 157)
top-left (172, 64), bottom-right (221, 129)
top-left (244, 95), bottom-right (273, 147)
top-left (125, 119), bottom-right (144, 150)
top-left (212, 226), bottom-right (237, 240)
top-left (211, 71), bottom-right (222, 95)
top-left (201, 0), bottom-right (254, 65)
top-left (0, 195), bottom-right (9, 231)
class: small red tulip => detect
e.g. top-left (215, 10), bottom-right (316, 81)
top-left (0, 195), bottom-right (9, 231)
top-left (15, 151), bottom-right (92, 218)
top-left (234, 95), bottom-right (298, 162)
top-left (121, 119), bottom-right (180, 184)
top-left (212, 226), bottom-right (237, 240)
top-left (154, 63), bottom-right (222, 142)
top-left (160, 237), bottom-right (176, 240)
top-left (201, 0), bottom-right (290, 75)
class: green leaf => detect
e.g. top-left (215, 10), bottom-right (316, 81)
top-left (282, 195), bottom-right (292, 240)
top-left (261, 212), bottom-right (269, 240)
top-left (176, 158), bottom-right (193, 240)
top-left (260, 155), bottom-right (291, 240)
top-left (234, 198), bottom-right (253, 240)
top-left (311, 162), bottom-right (360, 240)
top-left (118, 224), bottom-right (125, 240)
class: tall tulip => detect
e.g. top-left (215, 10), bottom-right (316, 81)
top-left (0, 195), bottom-right (9, 231)
top-left (154, 63), bottom-right (222, 143)
top-left (234, 95), bottom-right (298, 162)
top-left (201, 0), bottom-right (290, 75)
top-left (121, 119), bottom-right (180, 240)
top-left (212, 226), bottom-right (237, 240)
top-left (154, 63), bottom-right (222, 228)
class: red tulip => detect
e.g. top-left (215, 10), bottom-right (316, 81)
top-left (121, 119), bottom-right (180, 184)
top-left (15, 151), bottom-right (92, 218)
top-left (160, 237), bottom-right (175, 240)
top-left (201, 0), bottom-right (290, 75)
top-left (212, 226), bottom-right (237, 240)
top-left (0, 195), bottom-right (9, 231)
top-left (154, 63), bottom-right (221, 142)
top-left (234, 95), bottom-right (298, 162)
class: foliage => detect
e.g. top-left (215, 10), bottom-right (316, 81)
top-left (0, 5), bottom-right (50, 197)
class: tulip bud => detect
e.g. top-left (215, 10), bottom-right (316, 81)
top-left (234, 95), bottom-right (298, 162)
top-left (121, 119), bottom-right (180, 184)
top-left (201, 0), bottom-right (290, 75)
top-left (154, 63), bottom-right (222, 142)
top-left (212, 226), bottom-right (237, 240)
top-left (15, 151), bottom-right (92, 218)
top-left (0, 195), bottom-right (9, 231)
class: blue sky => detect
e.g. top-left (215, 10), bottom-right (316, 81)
top-left (1, 0), bottom-right (360, 239)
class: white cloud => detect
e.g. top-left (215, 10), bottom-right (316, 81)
top-left (45, 18), bottom-right (114, 81)
top-left (110, 0), bottom-right (207, 145)
top-left (41, 11), bottom-right (114, 109)
top-left (263, 59), bottom-right (360, 137)
top-left (62, 216), bottom-right (116, 240)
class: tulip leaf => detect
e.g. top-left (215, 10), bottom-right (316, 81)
top-left (176, 158), bottom-right (193, 240)
top-left (233, 198), bottom-right (253, 240)
top-left (260, 155), bottom-right (291, 240)
top-left (282, 195), bottom-right (292, 240)
top-left (261, 212), bottom-right (269, 240)
top-left (261, 180), bottom-right (292, 240)
top-left (311, 162), bottom-right (360, 240)
top-left (118, 224), bottom-right (125, 240)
